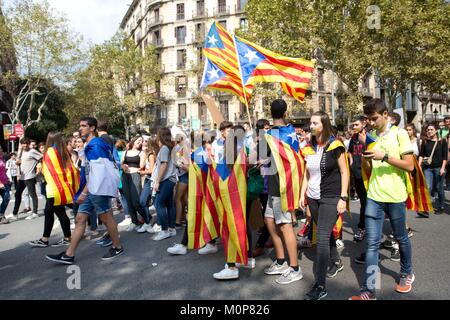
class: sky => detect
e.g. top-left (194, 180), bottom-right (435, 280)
top-left (3, 0), bottom-right (131, 44)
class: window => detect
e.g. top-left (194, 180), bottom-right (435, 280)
top-left (177, 3), bottom-right (185, 20)
top-left (195, 23), bottom-right (205, 41)
top-left (237, 0), bottom-right (247, 11)
top-left (196, 0), bottom-right (205, 16)
top-left (320, 96), bottom-right (326, 111)
top-left (160, 107), bottom-right (167, 119)
top-left (218, 0), bottom-right (227, 13)
top-left (198, 102), bottom-right (207, 122)
top-left (240, 18), bottom-right (248, 32)
top-left (220, 100), bottom-right (229, 120)
top-left (176, 76), bottom-right (187, 98)
top-left (178, 104), bottom-right (187, 124)
top-left (318, 69), bottom-right (324, 91)
top-left (197, 47), bottom-right (204, 65)
top-left (218, 20), bottom-right (227, 29)
top-left (177, 49), bottom-right (186, 70)
top-left (175, 26), bottom-right (186, 44)
top-left (155, 80), bottom-right (161, 96)
top-left (153, 31), bottom-right (161, 46)
top-left (154, 9), bottom-right (160, 22)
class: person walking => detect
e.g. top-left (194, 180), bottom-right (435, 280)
top-left (0, 146), bottom-right (11, 224)
top-left (28, 132), bottom-right (77, 248)
top-left (5, 153), bottom-right (18, 190)
top-left (301, 111), bottom-right (349, 300)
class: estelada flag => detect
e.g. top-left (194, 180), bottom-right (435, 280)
top-left (187, 147), bottom-right (221, 250)
top-left (361, 127), bottom-right (433, 213)
top-left (265, 124), bottom-right (304, 212)
top-left (42, 147), bottom-right (80, 206)
top-left (210, 148), bottom-right (248, 265)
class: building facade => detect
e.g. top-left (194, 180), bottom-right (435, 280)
top-left (120, 0), bottom-right (250, 131)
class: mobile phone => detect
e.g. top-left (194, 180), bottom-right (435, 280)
top-left (362, 151), bottom-right (371, 156)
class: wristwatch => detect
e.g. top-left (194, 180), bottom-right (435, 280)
top-left (381, 153), bottom-right (389, 162)
top-left (340, 196), bottom-right (348, 202)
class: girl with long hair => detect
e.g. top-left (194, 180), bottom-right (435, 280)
top-left (29, 132), bottom-right (79, 248)
top-left (121, 135), bottom-right (148, 232)
top-left (152, 127), bottom-right (177, 241)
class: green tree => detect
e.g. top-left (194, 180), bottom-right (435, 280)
top-left (66, 33), bottom-right (162, 139)
top-left (0, 0), bottom-right (84, 130)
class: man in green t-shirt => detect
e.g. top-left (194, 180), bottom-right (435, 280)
top-left (349, 99), bottom-right (415, 300)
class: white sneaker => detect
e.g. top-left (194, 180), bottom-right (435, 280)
top-left (168, 228), bottom-right (177, 237)
top-left (264, 260), bottom-right (290, 275)
top-left (70, 222), bottom-right (76, 230)
top-left (146, 225), bottom-right (156, 233)
top-left (240, 258), bottom-right (256, 269)
top-left (126, 223), bottom-right (139, 232)
top-left (118, 217), bottom-right (132, 227)
top-left (153, 224), bottom-right (162, 233)
top-left (336, 239), bottom-right (344, 250)
top-left (153, 230), bottom-right (171, 241)
top-left (198, 243), bottom-right (218, 255)
top-left (167, 243), bottom-right (187, 255)
top-left (213, 265), bottom-right (239, 280)
top-left (137, 223), bottom-right (152, 233)
top-left (149, 205), bottom-right (156, 213)
top-left (25, 213), bottom-right (39, 220)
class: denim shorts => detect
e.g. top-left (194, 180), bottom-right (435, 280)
top-left (78, 193), bottom-right (112, 216)
top-left (178, 173), bottom-right (188, 185)
top-left (264, 196), bottom-right (293, 225)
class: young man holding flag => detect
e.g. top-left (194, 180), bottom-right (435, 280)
top-left (262, 99), bottom-right (303, 285)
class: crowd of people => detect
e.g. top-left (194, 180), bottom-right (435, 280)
top-left (0, 100), bottom-right (448, 300)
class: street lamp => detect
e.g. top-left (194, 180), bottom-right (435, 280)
top-left (1, 111), bottom-right (15, 152)
top-left (433, 108), bottom-right (439, 122)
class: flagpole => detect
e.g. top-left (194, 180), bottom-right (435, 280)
top-left (232, 34), bottom-right (253, 131)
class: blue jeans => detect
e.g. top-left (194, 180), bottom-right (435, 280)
top-left (139, 177), bottom-right (153, 224)
top-left (0, 184), bottom-right (11, 216)
top-left (364, 198), bottom-right (413, 293)
top-left (155, 179), bottom-right (176, 231)
top-left (423, 167), bottom-right (445, 209)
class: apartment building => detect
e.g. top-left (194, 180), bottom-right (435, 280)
top-left (120, 0), bottom-right (250, 130)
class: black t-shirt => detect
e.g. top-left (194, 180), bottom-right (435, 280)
top-left (420, 139), bottom-right (448, 168)
top-left (348, 135), bottom-right (365, 179)
top-left (260, 127), bottom-right (281, 197)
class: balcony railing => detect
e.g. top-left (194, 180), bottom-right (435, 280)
top-left (214, 5), bottom-right (230, 16)
top-left (152, 38), bottom-right (164, 47)
top-left (192, 8), bottom-right (207, 19)
top-left (147, 15), bottom-right (163, 31)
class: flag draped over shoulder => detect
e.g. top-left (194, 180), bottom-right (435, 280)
top-left (234, 36), bottom-right (315, 102)
top-left (210, 148), bottom-right (248, 265)
top-left (265, 124), bottom-right (304, 212)
top-left (361, 128), bottom-right (433, 213)
top-left (187, 148), bottom-right (221, 250)
top-left (42, 147), bottom-right (80, 206)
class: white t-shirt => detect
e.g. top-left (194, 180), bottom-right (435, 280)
top-left (305, 146), bottom-right (324, 200)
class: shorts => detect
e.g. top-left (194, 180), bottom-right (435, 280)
top-left (78, 193), bottom-right (112, 216)
top-left (264, 196), bottom-right (293, 225)
top-left (178, 173), bottom-right (188, 185)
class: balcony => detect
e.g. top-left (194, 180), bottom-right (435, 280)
top-left (147, 15), bottom-right (163, 31)
top-left (152, 38), bottom-right (164, 47)
top-left (176, 37), bottom-right (186, 45)
top-left (192, 8), bottom-right (207, 19)
top-left (214, 6), bottom-right (230, 16)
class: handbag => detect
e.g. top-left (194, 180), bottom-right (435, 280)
top-left (247, 167), bottom-right (264, 200)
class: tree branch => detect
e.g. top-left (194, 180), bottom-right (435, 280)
top-left (25, 90), bottom-right (52, 129)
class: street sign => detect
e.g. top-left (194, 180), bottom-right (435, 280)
top-left (9, 134), bottom-right (17, 141)
top-left (3, 124), bottom-right (13, 140)
top-left (14, 124), bottom-right (24, 137)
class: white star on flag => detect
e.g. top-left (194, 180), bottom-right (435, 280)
top-left (287, 132), bottom-right (298, 143)
top-left (244, 49), bottom-right (259, 63)
top-left (207, 68), bottom-right (220, 80)
top-left (207, 35), bottom-right (218, 46)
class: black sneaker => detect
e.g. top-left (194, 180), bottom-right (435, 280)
top-left (436, 208), bottom-right (445, 215)
top-left (101, 247), bottom-right (124, 261)
top-left (327, 261), bottom-right (344, 278)
top-left (382, 239), bottom-right (395, 249)
top-left (304, 283), bottom-right (328, 300)
top-left (353, 228), bottom-right (365, 242)
top-left (29, 239), bottom-right (49, 248)
top-left (390, 248), bottom-right (400, 262)
top-left (354, 253), bottom-right (366, 264)
top-left (417, 212), bottom-right (429, 218)
top-left (46, 252), bottom-right (74, 265)
top-left (51, 238), bottom-right (71, 248)
top-left (175, 223), bottom-right (183, 230)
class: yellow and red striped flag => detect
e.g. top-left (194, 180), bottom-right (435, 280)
top-left (210, 148), bottom-right (248, 265)
top-left (234, 35), bottom-right (315, 100)
top-left (42, 147), bottom-right (80, 206)
top-left (265, 124), bottom-right (304, 212)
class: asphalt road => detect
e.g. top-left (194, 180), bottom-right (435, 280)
top-left (0, 190), bottom-right (449, 300)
